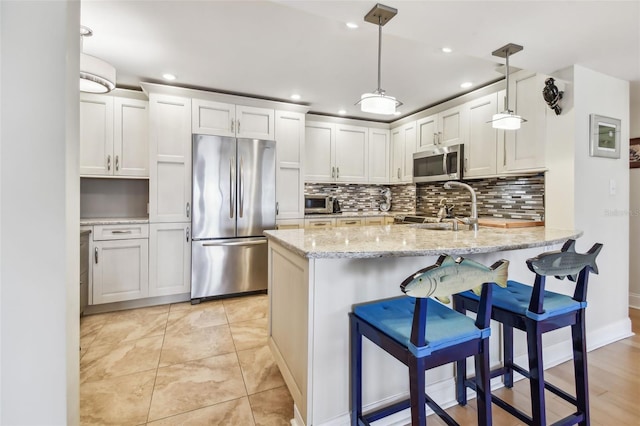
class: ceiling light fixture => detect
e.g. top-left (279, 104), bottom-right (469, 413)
top-left (460, 82), bottom-right (473, 89)
top-left (162, 73), bottom-right (177, 81)
top-left (346, 22), bottom-right (359, 29)
top-left (338, 109), bottom-right (347, 115)
top-left (290, 94), bottom-right (301, 100)
top-left (79, 26), bottom-right (116, 94)
top-left (441, 47), bottom-right (453, 53)
top-left (489, 43), bottom-right (527, 130)
top-left (355, 3), bottom-right (402, 115)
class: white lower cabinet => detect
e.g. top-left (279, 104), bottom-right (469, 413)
top-left (304, 218), bottom-right (336, 228)
top-left (92, 237), bottom-right (149, 304)
top-left (149, 223), bottom-right (191, 297)
top-left (276, 219), bottom-right (304, 230)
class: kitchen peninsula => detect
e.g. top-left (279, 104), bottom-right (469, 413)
top-left (265, 225), bottom-right (581, 426)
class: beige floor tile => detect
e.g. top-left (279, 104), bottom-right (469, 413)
top-left (223, 294), bottom-right (268, 324)
top-left (148, 353), bottom-right (247, 421)
top-left (81, 336), bottom-right (163, 383)
top-left (237, 345), bottom-right (285, 395)
top-left (230, 317), bottom-right (269, 351)
top-left (159, 324), bottom-right (235, 367)
top-left (249, 386), bottom-right (294, 426)
top-left (80, 369), bottom-right (155, 426)
top-left (165, 300), bottom-right (227, 335)
top-left (92, 310), bottom-right (169, 346)
top-left (147, 397), bottom-right (255, 425)
top-left (80, 313), bottom-right (109, 350)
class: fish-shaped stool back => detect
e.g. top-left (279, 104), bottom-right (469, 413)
top-left (526, 239), bottom-right (603, 281)
top-left (401, 255), bottom-right (509, 303)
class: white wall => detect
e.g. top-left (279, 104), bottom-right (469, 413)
top-left (628, 81), bottom-right (640, 308)
top-left (573, 65), bottom-right (631, 333)
top-left (1, 1), bottom-right (80, 424)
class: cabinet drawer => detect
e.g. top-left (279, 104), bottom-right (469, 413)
top-left (364, 217), bottom-right (385, 226)
top-left (93, 224), bottom-right (149, 240)
top-left (305, 218), bottom-right (335, 228)
top-left (336, 218), bottom-right (364, 227)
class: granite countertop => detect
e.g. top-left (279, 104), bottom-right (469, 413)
top-left (80, 217), bottom-right (150, 226)
top-left (264, 226), bottom-right (582, 259)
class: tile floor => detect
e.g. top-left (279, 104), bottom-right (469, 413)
top-left (80, 294), bottom-right (293, 425)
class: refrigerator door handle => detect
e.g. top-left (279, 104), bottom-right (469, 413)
top-left (239, 156), bottom-right (244, 218)
top-left (202, 239), bottom-right (266, 247)
top-left (229, 157), bottom-right (235, 219)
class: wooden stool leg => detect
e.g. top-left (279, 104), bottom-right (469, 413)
top-left (503, 324), bottom-right (514, 388)
top-left (475, 339), bottom-right (493, 426)
top-left (409, 355), bottom-right (427, 426)
top-left (572, 310), bottom-right (590, 426)
top-left (526, 322), bottom-right (546, 426)
top-left (350, 316), bottom-right (362, 426)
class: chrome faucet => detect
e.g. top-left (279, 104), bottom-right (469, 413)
top-left (443, 181), bottom-right (478, 231)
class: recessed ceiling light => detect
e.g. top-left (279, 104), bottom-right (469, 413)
top-left (460, 82), bottom-right (473, 89)
top-left (338, 109), bottom-right (347, 115)
top-left (346, 22), bottom-right (359, 29)
top-left (162, 73), bottom-right (176, 81)
top-left (393, 111), bottom-right (401, 116)
top-left (290, 94), bottom-right (301, 100)
top-left (441, 47), bottom-right (453, 53)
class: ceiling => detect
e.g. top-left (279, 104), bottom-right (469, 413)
top-left (81, 0), bottom-right (640, 122)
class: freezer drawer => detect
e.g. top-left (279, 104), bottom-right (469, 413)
top-left (191, 237), bottom-right (267, 299)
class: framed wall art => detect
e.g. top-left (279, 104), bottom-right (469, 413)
top-left (589, 114), bottom-right (621, 159)
top-left (630, 138), bottom-right (640, 168)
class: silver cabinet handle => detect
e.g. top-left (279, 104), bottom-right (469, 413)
top-left (115, 155), bottom-right (119, 171)
top-left (202, 239), bottom-right (266, 247)
top-left (336, 167), bottom-right (340, 178)
top-left (332, 166), bottom-right (335, 178)
top-left (186, 202), bottom-right (190, 219)
top-left (111, 230), bottom-right (132, 234)
top-left (230, 157), bottom-right (235, 218)
top-left (231, 119), bottom-right (235, 133)
top-left (94, 247), bottom-right (98, 264)
top-left (276, 202), bottom-right (279, 215)
top-left (186, 227), bottom-right (190, 243)
top-left (237, 120), bottom-right (240, 134)
top-left (107, 155), bottom-right (111, 171)
top-left (344, 221), bottom-right (357, 225)
top-left (397, 167), bottom-right (401, 179)
top-left (438, 131), bottom-right (442, 145)
top-left (433, 133), bottom-right (436, 145)
top-left (239, 156), bottom-right (244, 218)
top-left (464, 158), bottom-right (468, 173)
top-left (313, 222), bottom-right (327, 226)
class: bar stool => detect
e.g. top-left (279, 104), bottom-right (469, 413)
top-left (453, 240), bottom-right (602, 426)
top-left (350, 255), bottom-right (509, 426)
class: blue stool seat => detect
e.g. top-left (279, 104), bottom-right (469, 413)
top-left (354, 297), bottom-right (490, 357)
top-left (459, 280), bottom-right (586, 320)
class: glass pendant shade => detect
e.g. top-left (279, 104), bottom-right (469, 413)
top-left (491, 112), bottom-right (523, 130)
top-left (80, 53), bottom-right (116, 93)
top-left (360, 92), bottom-right (398, 115)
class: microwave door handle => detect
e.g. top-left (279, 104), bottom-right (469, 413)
top-left (442, 152), bottom-right (449, 176)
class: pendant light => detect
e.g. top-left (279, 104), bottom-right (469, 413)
top-left (80, 26), bottom-right (116, 94)
top-left (355, 3), bottom-right (402, 115)
top-left (489, 43), bottom-right (526, 130)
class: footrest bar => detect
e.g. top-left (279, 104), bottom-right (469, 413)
top-left (544, 381), bottom-right (578, 405)
top-left (425, 393), bottom-right (459, 426)
top-left (550, 412), bottom-right (585, 426)
top-left (362, 399), bottom-right (410, 423)
top-left (490, 394), bottom-right (533, 425)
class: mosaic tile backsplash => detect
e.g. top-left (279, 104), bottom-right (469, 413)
top-left (305, 174), bottom-right (544, 220)
top-left (416, 175), bottom-right (545, 221)
top-left (305, 183), bottom-right (416, 212)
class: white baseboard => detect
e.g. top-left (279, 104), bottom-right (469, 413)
top-left (629, 292), bottom-right (640, 309)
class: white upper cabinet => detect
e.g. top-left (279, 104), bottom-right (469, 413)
top-left (80, 93), bottom-right (148, 177)
top-left (275, 110), bottom-right (305, 219)
top-left (305, 121), bottom-right (335, 182)
top-left (368, 128), bottom-right (390, 183)
top-left (335, 124), bottom-right (368, 183)
top-left (416, 105), bottom-right (466, 152)
top-left (391, 121), bottom-right (417, 183)
top-left (464, 92), bottom-right (498, 178)
top-left (192, 99), bottom-right (274, 140)
top-left (149, 93), bottom-right (192, 223)
top-left (498, 71), bottom-right (547, 172)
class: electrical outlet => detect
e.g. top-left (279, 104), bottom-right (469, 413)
top-left (370, 201), bottom-right (376, 208)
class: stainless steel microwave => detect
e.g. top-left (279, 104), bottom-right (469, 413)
top-left (304, 194), bottom-right (334, 214)
top-left (413, 144), bottom-right (464, 183)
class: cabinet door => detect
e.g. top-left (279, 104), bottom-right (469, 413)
top-left (335, 124), bottom-right (368, 183)
top-left (305, 122), bottom-right (335, 182)
top-left (149, 94), bottom-right (192, 222)
top-left (416, 114), bottom-right (437, 152)
top-left (438, 105), bottom-right (466, 147)
top-left (402, 122), bottom-right (417, 182)
top-left (275, 111), bottom-right (305, 219)
top-left (368, 128), bottom-right (390, 183)
top-left (390, 127), bottom-right (404, 183)
top-left (149, 223), bottom-right (191, 297)
top-left (92, 239), bottom-right (149, 304)
top-left (192, 99), bottom-right (235, 137)
top-left (502, 71), bottom-right (546, 171)
top-left (465, 93), bottom-right (498, 178)
top-left (80, 93), bottom-right (114, 175)
top-left (236, 105), bottom-right (275, 140)
top-left (114, 98), bottom-right (149, 177)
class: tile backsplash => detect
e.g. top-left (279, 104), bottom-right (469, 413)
top-left (305, 174), bottom-right (544, 220)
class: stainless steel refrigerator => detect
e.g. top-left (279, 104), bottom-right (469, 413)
top-left (191, 134), bottom-right (276, 302)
